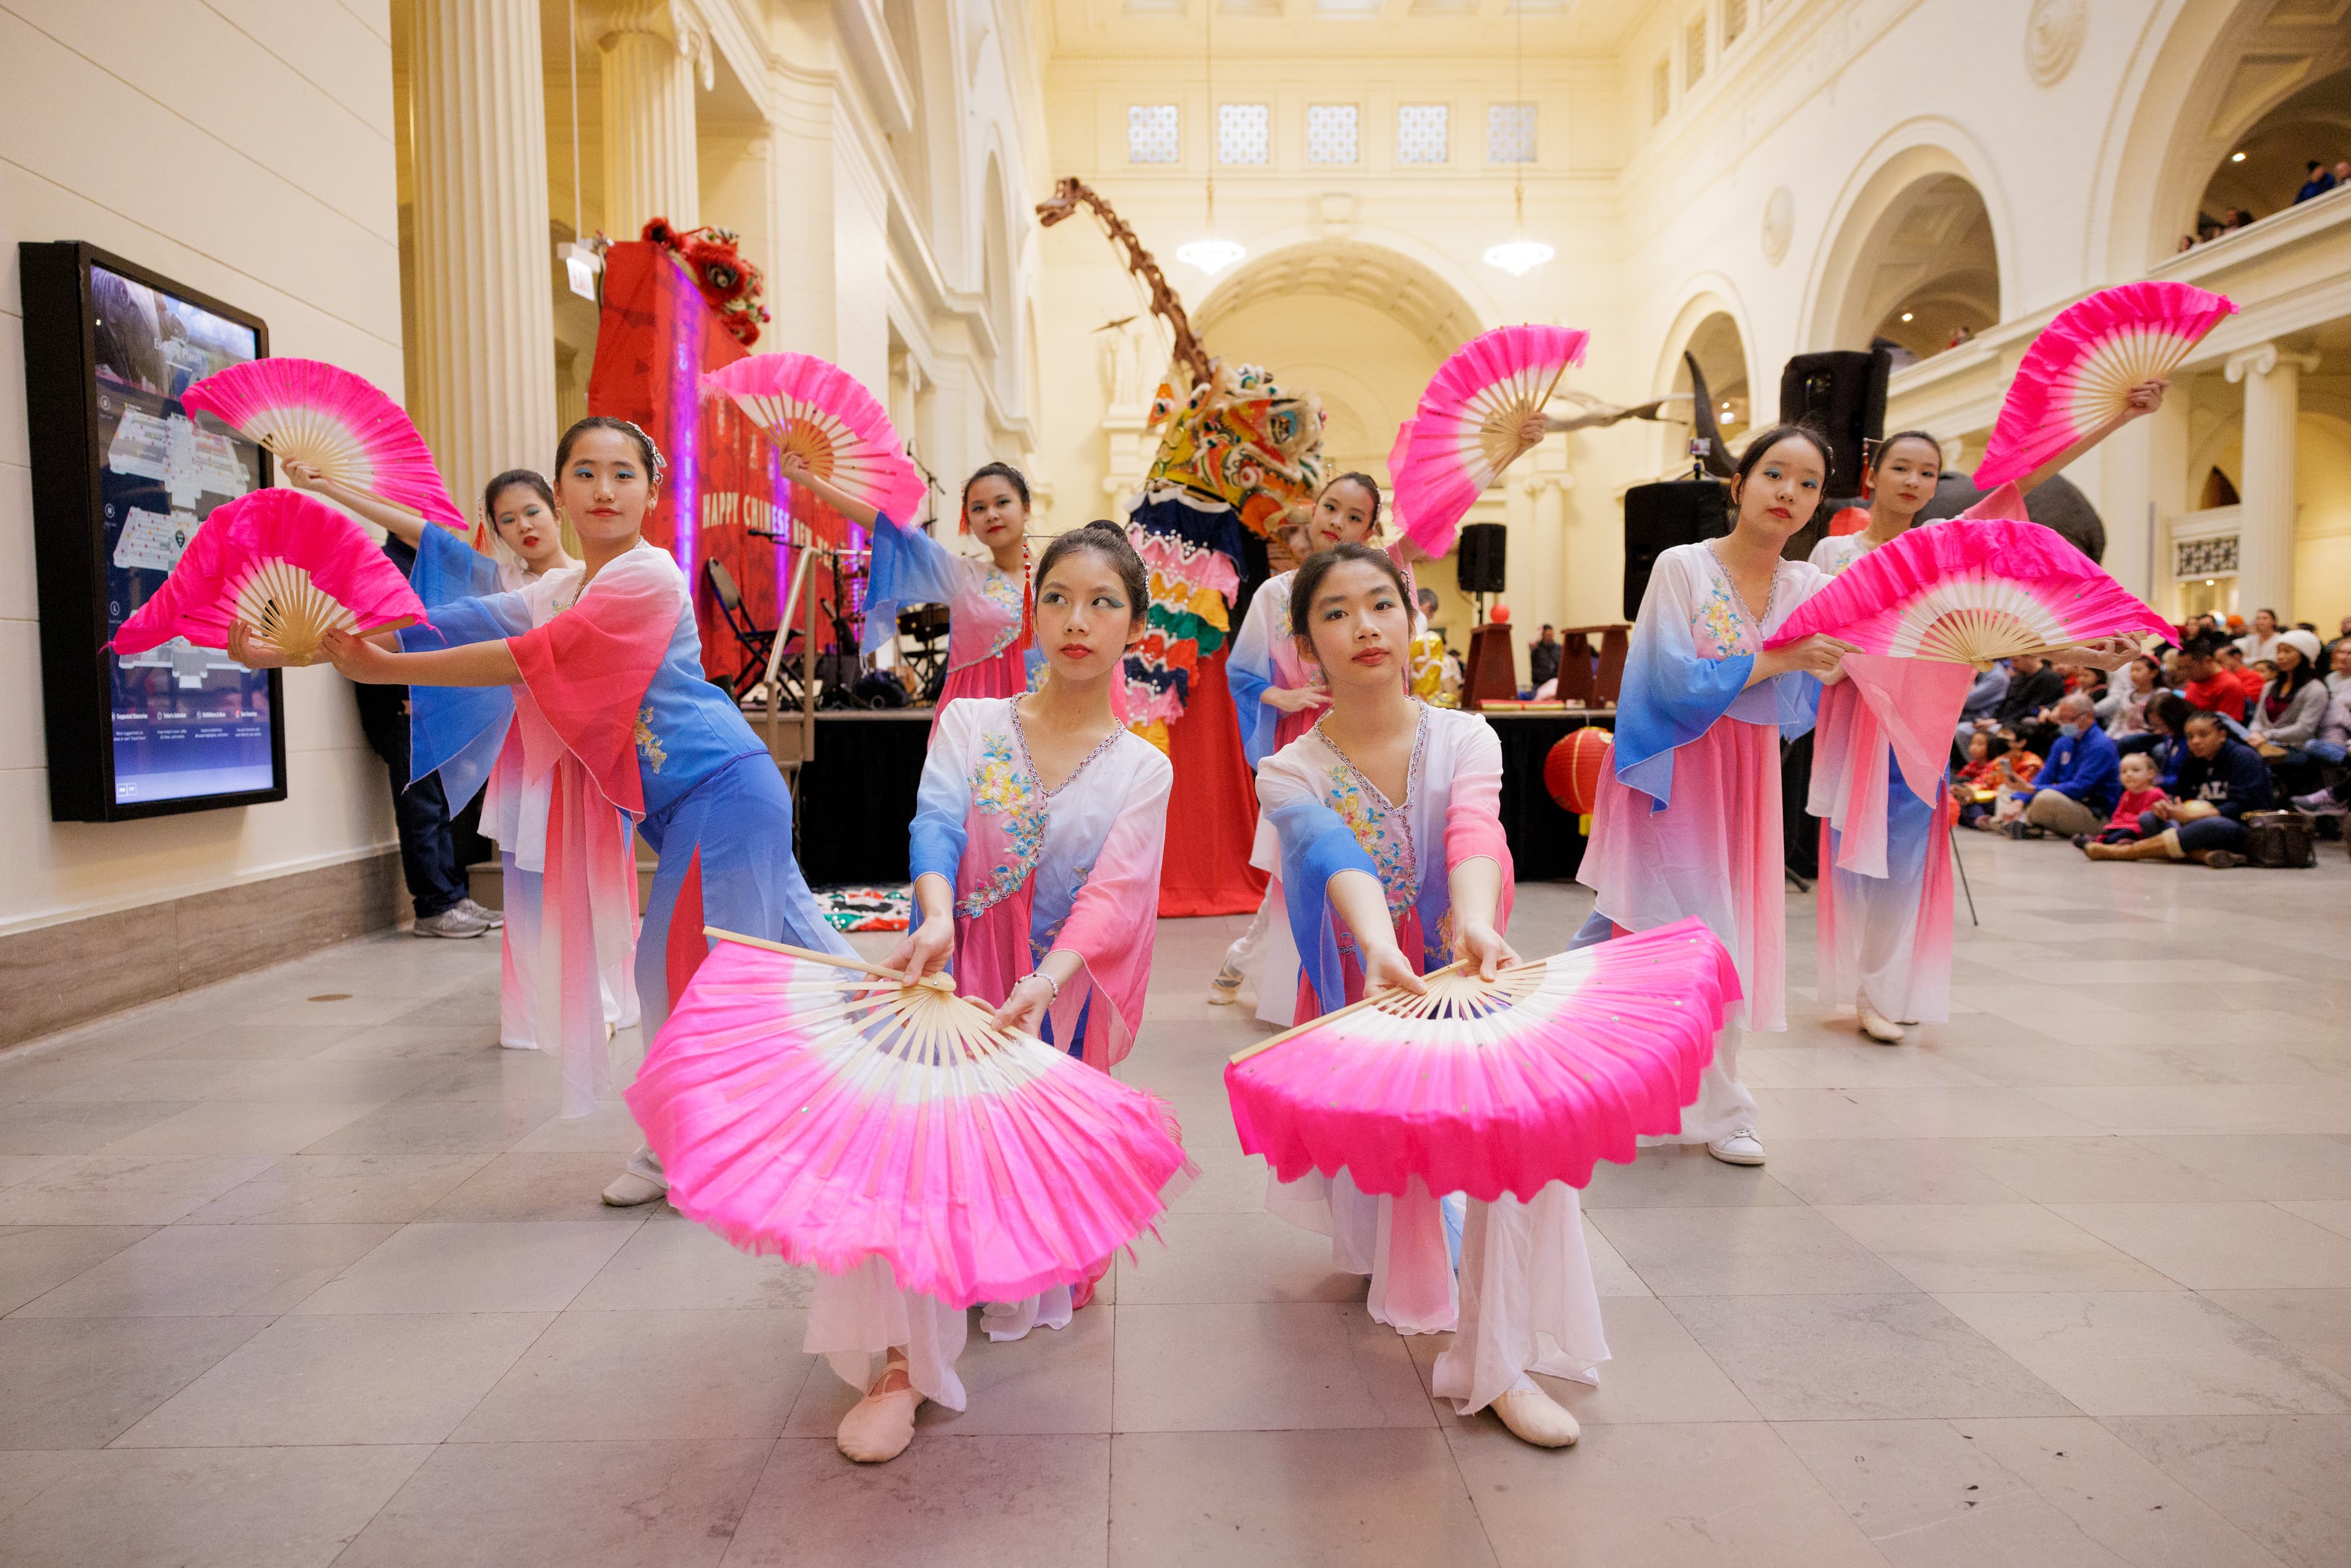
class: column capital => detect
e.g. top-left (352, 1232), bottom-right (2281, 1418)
top-left (2224, 342), bottom-right (2321, 383)
top-left (598, 0), bottom-right (713, 89)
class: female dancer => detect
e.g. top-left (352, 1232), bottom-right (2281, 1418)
top-left (1213, 471), bottom-right (1428, 1016)
top-left (240, 418), bottom-right (852, 1190)
top-left (1575, 425), bottom-right (1853, 1166)
top-left (787, 456), bottom-right (1033, 726)
top-left (1804, 383), bottom-right (2166, 1044)
top-left (1252, 542), bottom-right (1602, 1450)
top-left (809, 521), bottom-right (1171, 1465)
top-left (285, 462), bottom-right (638, 1059)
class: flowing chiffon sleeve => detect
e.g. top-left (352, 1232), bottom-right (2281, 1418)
top-left (858, 514), bottom-right (966, 655)
top-left (1044, 746), bottom-right (1173, 1068)
top-left (1257, 751), bottom-right (1381, 1016)
top-left (907, 699), bottom-right (978, 889)
top-left (505, 552), bottom-right (683, 819)
top-left (1441, 719), bottom-right (1515, 931)
top-left (399, 580), bottom-right (534, 809)
top-left (409, 520), bottom-right (505, 608)
top-left (1612, 550), bottom-right (1763, 810)
top-left (1226, 584), bottom-right (1284, 769)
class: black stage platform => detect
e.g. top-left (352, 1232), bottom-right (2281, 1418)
top-left (792, 704), bottom-right (1616, 890)
top-left (1482, 708), bottom-right (1615, 883)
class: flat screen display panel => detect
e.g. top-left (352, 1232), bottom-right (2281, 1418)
top-left (92, 264), bottom-right (274, 805)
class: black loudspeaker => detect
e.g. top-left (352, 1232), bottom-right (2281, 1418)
top-left (1457, 523), bottom-right (1507, 594)
top-left (1622, 479), bottom-right (1730, 619)
top-left (1777, 348), bottom-right (1891, 498)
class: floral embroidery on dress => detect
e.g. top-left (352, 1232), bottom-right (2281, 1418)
top-left (958, 731), bottom-right (1044, 917)
top-left (633, 707), bottom-right (667, 771)
top-left (971, 564), bottom-right (1026, 662)
top-left (1690, 549), bottom-right (1769, 661)
top-left (1315, 710), bottom-right (1425, 921)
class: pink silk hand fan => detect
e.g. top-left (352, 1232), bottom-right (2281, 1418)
top-left (1392, 324), bottom-right (1589, 557)
top-left (1973, 281), bottom-right (2235, 489)
top-left (1224, 918), bottom-right (1739, 1201)
top-left (179, 358), bottom-right (467, 530)
top-left (112, 488), bottom-right (429, 664)
top-left (700, 354), bottom-right (928, 526)
top-left (624, 932), bottom-right (1194, 1308)
top-left (1764, 517), bottom-right (2172, 666)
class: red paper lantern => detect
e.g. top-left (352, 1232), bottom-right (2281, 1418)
top-left (1489, 603), bottom-right (1512, 624)
top-left (1826, 505), bottom-right (1872, 537)
top-left (1543, 726), bottom-right (1613, 816)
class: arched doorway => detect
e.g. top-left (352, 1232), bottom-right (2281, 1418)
top-left (1654, 305), bottom-right (1753, 468)
top-left (1823, 173), bottom-right (2000, 361)
top-left (2191, 64), bottom-right (2351, 235)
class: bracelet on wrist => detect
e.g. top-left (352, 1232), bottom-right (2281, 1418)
top-left (1024, 970), bottom-right (1062, 1001)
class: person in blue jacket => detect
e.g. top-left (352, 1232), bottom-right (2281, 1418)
top-left (2084, 711), bottom-right (2274, 868)
top-left (2008, 691), bottom-right (2120, 838)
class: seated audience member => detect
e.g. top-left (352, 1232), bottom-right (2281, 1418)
top-left (2083, 751), bottom-right (2171, 846)
top-left (2008, 691), bottom-right (2120, 838)
top-left (1962, 652), bottom-right (2064, 756)
top-left (1972, 730), bottom-right (2044, 829)
top-left (2290, 684), bottom-right (2351, 820)
top-left (2132, 692), bottom-right (2195, 788)
top-left (2215, 642), bottom-right (2267, 713)
top-left (2083, 711), bottom-right (2273, 868)
top-left (2327, 636), bottom-right (2351, 699)
top-left (2236, 607), bottom-right (2284, 664)
top-left (1952, 661), bottom-right (2011, 754)
top-left (2250, 630), bottom-right (2333, 795)
top-left (2101, 654), bottom-right (2163, 739)
top-left (2177, 635), bottom-right (2250, 724)
top-left (1952, 730), bottom-right (2001, 828)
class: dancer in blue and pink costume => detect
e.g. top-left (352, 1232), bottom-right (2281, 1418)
top-left (1573, 426), bottom-right (1853, 1168)
top-left (259, 419), bottom-right (852, 1207)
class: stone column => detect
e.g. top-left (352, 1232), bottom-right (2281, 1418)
top-left (2225, 343), bottom-right (2317, 623)
top-left (410, 0), bottom-right (558, 499)
top-left (1530, 471), bottom-right (1570, 632)
top-left (599, 0), bottom-right (711, 237)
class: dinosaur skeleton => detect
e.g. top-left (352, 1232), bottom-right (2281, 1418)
top-left (1036, 178), bottom-right (1211, 388)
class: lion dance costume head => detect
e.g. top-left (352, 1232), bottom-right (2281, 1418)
top-left (1121, 361), bottom-right (1326, 749)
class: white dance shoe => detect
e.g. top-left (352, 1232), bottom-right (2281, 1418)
top-left (1207, 964), bottom-right (1245, 1005)
top-left (600, 1171), bottom-right (667, 1207)
top-left (1707, 1127), bottom-right (1766, 1166)
top-left (1492, 1378), bottom-right (1580, 1448)
top-left (837, 1354), bottom-right (921, 1463)
top-left (1858, 999), bottom-right (1907, 1045)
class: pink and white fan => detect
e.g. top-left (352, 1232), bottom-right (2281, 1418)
top-left (626, 932), bottom-right (1193, 1308)
top-left (179, 358), bottom-right (467, 531)
top-left (1392, 324), bottom-right (1589, 557)
top-left (701, 354), bottom-right (928, 526)
top-left (1973, 282), bottom-right (2235, 489)
top-left (1224, 918), bottom-right (1738, 1200)
top-left (112, 488), bottom-right (430, 664)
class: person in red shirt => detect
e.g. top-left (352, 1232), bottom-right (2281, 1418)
top-left (2177, 635), bottom-right (2248, 723)
top-left (2082, 751), bottom-right (2169, 846)
top-left (2214, 642), bottom-right (2267, 709)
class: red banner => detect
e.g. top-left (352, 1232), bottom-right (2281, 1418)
top-left (587, 241), bottom-right (859, 685)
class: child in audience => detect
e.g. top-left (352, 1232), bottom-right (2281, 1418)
top-left (1979, 731), bottom-right (2044, 830)
top-left (1952, 730), bottom-right (2001, 828)
top-left (2086, 752), bottom-right (2167, 846)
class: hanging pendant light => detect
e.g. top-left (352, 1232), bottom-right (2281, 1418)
top-left (1485, 2), bottom-right (1552, 277)
top-left (1179, 1), bottom-right (1245, 276)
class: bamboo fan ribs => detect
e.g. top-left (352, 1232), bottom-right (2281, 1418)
top-left (700, 354), bottom-right (928, 526)
top-left (1391, 324), bottom-right (1590, 557)
top-left (624, 932), bottom-right (1193, 1308)
top-left (1973, 281), bottom-right (2236, 490)
top-left (1224, 919), bottom-right (1740, 1201)
top-left (110, 488), bottom-right (430, 663)
top-left (1764, 518), bottom-right (2174, 667)
top-left (179, 358), bottom-right (467, 529)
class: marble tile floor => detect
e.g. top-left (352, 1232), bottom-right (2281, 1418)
top-left (1, 836), bottom-right (2349, 1565)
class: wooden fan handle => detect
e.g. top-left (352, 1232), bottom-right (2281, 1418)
top-left (1227, 959), bottom-right (1471, 1065)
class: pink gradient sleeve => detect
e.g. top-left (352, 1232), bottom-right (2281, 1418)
top-left (1441, 721), bottom-right (1515, 929)
top-left (506, 555), bottom-right (682, 818)
top-left (1046, 751), bottom-right (1174, 1070)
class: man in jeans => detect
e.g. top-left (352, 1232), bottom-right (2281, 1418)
top-left (2012, 692), bottom-right (2120, 838)
top-left (360, 535), bottom-right (501, 939)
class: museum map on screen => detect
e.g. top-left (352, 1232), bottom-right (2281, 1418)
top-left (90, 264), bottom-right (272, 806)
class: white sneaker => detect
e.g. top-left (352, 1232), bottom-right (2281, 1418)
top-left (411, 906), bottom-right (491, 939)
top-left (1708, 1127), bottom-right (1766, 1166)
top-left (458, 897), bottom-right (505, 930)
top-left (1858, 999), bottom-right (1906, 1045)
top-left (1491, 1378), bottom-right (1580, 1448)
top-left (601, 1171), bottom-right (667, 1207)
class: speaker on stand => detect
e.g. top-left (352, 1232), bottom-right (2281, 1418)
top-left (1621, 478), bottom-right (1730, 619)
top-left (1454, 523), bottom-right (1518, 708)
top-left (1777, 348), bottom-right (1890, 562)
